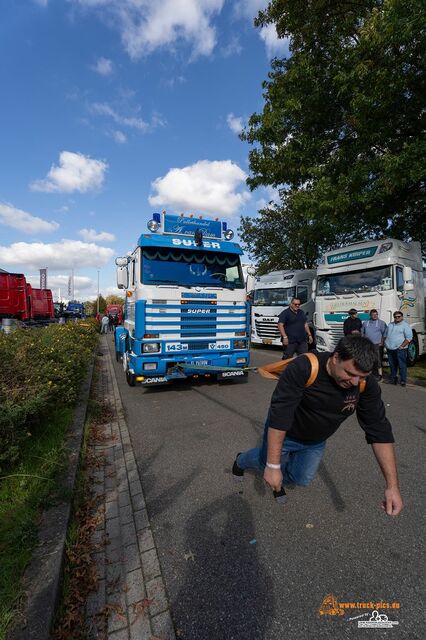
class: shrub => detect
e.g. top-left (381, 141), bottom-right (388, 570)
top-left (0, 320), bottom-right (98, 471)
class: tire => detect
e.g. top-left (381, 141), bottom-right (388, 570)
top-left (407, 333), bottom-right (419, 367)
top-left (126, 370), bottom-right (136, 387)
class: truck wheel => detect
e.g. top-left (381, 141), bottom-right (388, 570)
top-left (407, 333), bottom-right (419, 367)
top-left (126, 370), bottom-right (136, 387)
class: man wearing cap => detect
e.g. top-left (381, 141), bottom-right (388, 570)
top-left (344, 309), bottom-right (362, 336)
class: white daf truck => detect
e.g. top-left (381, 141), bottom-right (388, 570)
top-left (313, 238), bottom-right (425, 365)
top-left (250, 270), bottom-right (316, 346)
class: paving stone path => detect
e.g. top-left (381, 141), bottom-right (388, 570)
top-left (85, 335), bottom-right (176, 640)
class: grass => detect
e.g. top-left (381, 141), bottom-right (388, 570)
top-left (408, 355), bottom-right (426, 381)
top-left (0, 406), bottom-right (73, 639)
top-left (383, 355), bottom-right (426, 381)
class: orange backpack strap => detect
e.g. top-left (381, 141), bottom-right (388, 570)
top-left (258, 352), bottom-right (319, 386)
top-left (257, 357), bottom-right (293, 380)
top-left (359, 379), bottom-right (367, 393)
top-left (303, 352), bottom-right (319, 387)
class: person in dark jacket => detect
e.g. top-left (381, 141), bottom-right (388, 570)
top-left (343, 309), bottom-right (362, 336)
top-left (232, 336), bottom-right (403, 516)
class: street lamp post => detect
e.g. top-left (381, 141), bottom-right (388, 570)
top-left (97, 270), bottom-right (100, 315)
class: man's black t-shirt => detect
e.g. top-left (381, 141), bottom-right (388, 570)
top-left (268, 351), bottom-right (394, 444)
top-left (343, 316), bottom-right (362, 335)
top-left (278, 307), bottom-right (307, 342)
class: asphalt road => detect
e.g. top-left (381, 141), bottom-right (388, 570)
top-left (108, 339), bottom-right (426, 640)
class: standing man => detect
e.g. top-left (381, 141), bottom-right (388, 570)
top-left (362, 309), bottom-right (387, 381)
top-left (278, 297), bottom-right (313, 359)
top-left (384, 311), bottom-right (413, 387)
top-left (232, 336), bottom-right (403, 516)
top-left (100, 314), bottom-right (109, 334)
top-left (343, 308), bottom-right (362, 335)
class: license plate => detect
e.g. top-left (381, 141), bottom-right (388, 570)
top-left (208, 341), bottom-right (230, 350)
top-left (189, 360), bottom-right (208, 366)
top-left (218, 370), bottom-right (247, 380)
top-left (262, 339), bottom-right (272, 345)
top-left (165, 342), bottom-right (188, 352)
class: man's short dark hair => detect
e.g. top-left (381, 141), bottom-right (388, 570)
top-left (291, 297), bottom-right (301, 303)
top-left (333, 336), bottom-right (376, 373)
top-left (370, 309), bottom-right (378, 314)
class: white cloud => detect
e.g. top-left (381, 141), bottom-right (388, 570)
top-left (0, 202), bottom-right (59, 234)
top-left (33, 0), bottom-right (48, 6)
top-left (113, 130), bottom-right (127, 144)
top-left (255, 185), bottom-right (281, 210)
top-left (259, 23), bottom-right (290, 58)
top-left (73, 0), bottom-right (224, 59)
top-left (78, 228), bottom-right (115, 242)
top-left (55, 205), bottom-right (70, 214)
top-left (234, 0), bottom-right (269, 20)
top-left (0, 240), bottom-right (114, 270)
top-left (227, 113), bottom-right (245, 135)
top-left (91, 102), bottom-right (148, 131)
top-left (149, 159), bottom-right (250, 217)
top-left (30, 151), bottom-right (108, 193)
top-left (92, 56), bottom-right (114, 76)
top-left (234, 2), bottom-right (290, 57)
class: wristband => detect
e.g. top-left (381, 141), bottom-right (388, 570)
top-left (266, 462), bottom-right (281, 470)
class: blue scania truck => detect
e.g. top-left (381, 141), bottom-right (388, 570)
top-left (114, 212), bottom-right (251, 386)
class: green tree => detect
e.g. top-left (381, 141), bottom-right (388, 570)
top-left (105, 294), bottom-right (125, 306)
top-left (241, 0), bottom-right (425, 265)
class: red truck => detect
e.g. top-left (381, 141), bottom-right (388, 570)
top-left (106, 304), bottom-right (123, 325)
top-left (0, 269), bottom-right (55, 323)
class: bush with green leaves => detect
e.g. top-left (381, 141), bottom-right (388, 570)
top-left (0, 321), bottom-right (98, 471)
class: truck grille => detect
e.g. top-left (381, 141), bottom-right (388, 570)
top-left (254, 319), bottom-right (280, 340)
top-left (146, 300), bottom-right (246, 339)
top-left (328, 324), bottom-right (345, 348)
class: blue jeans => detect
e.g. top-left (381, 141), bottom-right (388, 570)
top-left (238, 415), bottom-right (326, 487)
top-left (387, 348), bottom-right (408, 384)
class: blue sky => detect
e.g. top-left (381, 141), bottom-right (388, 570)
top-left (0, 0), bottom-right (288, 301)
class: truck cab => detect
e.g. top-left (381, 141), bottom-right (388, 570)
top-left (250, 270), bottom-right (316, 347)
top-left (114, 212), bottom-right (251, 386)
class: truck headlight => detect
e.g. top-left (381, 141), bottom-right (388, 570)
top-left (142, 342), bottom-right (160, 353)
top-left (236, 357), bottom-right (246, 364)
top-left (234, 340), bottom-right (247, 349)
top-left (315, 335), bottom-right (326, 346)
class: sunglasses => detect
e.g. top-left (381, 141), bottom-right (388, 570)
top-left (394, 314), bottom-right (402, 318)
top-left (292, 303), bottom-right (301, 306)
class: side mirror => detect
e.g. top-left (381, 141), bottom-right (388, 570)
top-left (115, 256), bottom-right (129, 267)
top-left (311, 278), bottom-right (317, 302)
top-left (117, 266), bottom-right (128, 289)
top-left (247, 266), bottom-right (256, 276)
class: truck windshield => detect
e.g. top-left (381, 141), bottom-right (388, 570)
top-left (253, 287), bottom-right (296, 306)
top-left (317, 265), bottom-right (393, 295)
top-left (141, 247), bottom-right (244, 289)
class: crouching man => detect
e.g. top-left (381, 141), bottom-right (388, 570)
top-left (232, 336), bottom-right (403, 516)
